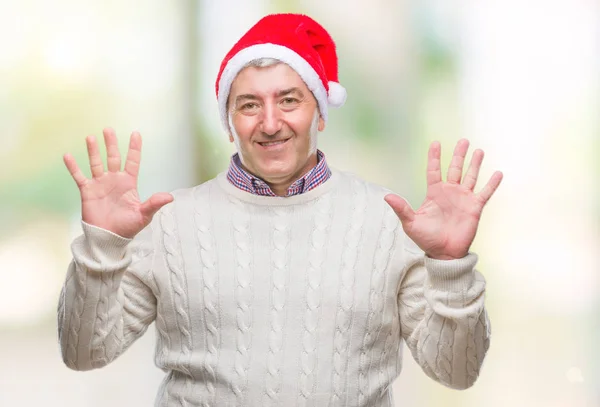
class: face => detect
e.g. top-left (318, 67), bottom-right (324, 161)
top-left (227, 63), bottom-right (325, 187)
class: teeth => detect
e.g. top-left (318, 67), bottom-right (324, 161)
top-left (261, 140), bottom-right (286, 146)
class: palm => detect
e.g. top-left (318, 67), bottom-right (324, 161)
top-left (64, 128), bottom-right (173, 239)
top-left (385, 139), bottom-right (502, 260)
top-left (80, 171), bottom-right (145, 238)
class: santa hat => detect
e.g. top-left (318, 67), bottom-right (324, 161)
top-left (215, 13), bottom-right (347, 131)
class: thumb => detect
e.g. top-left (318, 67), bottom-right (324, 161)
top-left (384, 194), bottom-right (415, 227)
top-left (140, 192), bottom-right (174, 220)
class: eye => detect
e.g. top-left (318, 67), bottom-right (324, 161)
top-left (240, 102), bottom-right (258, 110)
top-left (280, 97), bottom-right (300, 110)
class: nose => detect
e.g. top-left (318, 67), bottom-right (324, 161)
top-left (260, 102), bottom-right (283, 136)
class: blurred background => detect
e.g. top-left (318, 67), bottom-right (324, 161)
top-left (0, 0), bottom-right (598, 405)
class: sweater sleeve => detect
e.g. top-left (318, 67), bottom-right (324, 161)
top-left (397, 240), bottom-right (491, 390)
top-left (57, 220), bottom-right (157, 371)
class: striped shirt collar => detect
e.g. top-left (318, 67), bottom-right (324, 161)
top-left (226, 150), bottom-right (332, 197)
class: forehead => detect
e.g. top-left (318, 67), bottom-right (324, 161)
top-left (230, 63), bottom-right (310, 98)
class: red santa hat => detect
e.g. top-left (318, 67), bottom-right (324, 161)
top-left (215, 13), bottom-right (347, 131)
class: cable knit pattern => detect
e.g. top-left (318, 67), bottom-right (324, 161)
top-left (263, 206), bottom-right (291, 405)
top-left (297, 195), bottom-right (333, 405)
top-left (161, 207), bottom-right (193, 405)
top-left (482, 311), bottom-right (491, 352)
top-left (229, 196), bottom-right (254, 403)
top-left (358, 208), bottom-right (398, 405)
top-left (91, 271), bottom-right (109, 368)
top-left (381, 280), bottom-right (406, 396)
top-left (436, 318), bottom-right (455, 385)
top-left (58, 170), bottom-right (491, 406)
top-left (57, 287), bottom-right (66, 342)
top-left (152, 271), bottom-right (172, 363)
top-left (194, 187), bottom-right (221, 407)
top-left (467, 313), bottom-right (488, 381)
top-left (329, 179), bottom-right (367, 405)
top-left (378, 318), bottom-right (400, 401)
top-left (153, 273), bottom-right (173, 406)
top-left (65, 263), bottom-right (87, 369)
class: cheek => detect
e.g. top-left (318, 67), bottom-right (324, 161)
top-left (232, 117), bottom-right (256, 142)
top-left (286, 115), bottom-right (309, 134)
top-left (289, 115), bottom-right (318, 144)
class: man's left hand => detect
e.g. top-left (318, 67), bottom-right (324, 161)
top-left (384, 139), bottom-right (503, 260)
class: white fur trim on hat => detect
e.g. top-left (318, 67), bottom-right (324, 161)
top-left (218, 43), bottom-right (329, 132)
top-left (327, 81), bottom-right (347, 107)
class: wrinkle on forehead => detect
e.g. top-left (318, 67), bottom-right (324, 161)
top-left (228, 64), bottom-right (313, 109)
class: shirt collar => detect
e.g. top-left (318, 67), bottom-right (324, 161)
top-left (226, 149), bottom-right (331, 197)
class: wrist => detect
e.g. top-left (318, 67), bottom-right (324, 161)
top-left (425, 252), bottom-right (479, 292)
top-left (78, 221), bottom-right (133, 266)
top-left (425, 251), bottom-right (468, 261)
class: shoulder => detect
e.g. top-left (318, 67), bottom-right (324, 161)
top-left (330, 168), bottom-right (399, 223)
top-left (332, 168), bottom-right (421, 249)
top-left (149, 177), bottom-right (222, 225)
top-left (156, 177), bottom-right (222, 207)
top-left (331, 168), bottom-right (395, 201)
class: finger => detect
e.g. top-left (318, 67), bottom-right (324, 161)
top-left (86, 135), bottom-right (104, 178)
top-left (447, 138), bottom-right (469, 184)
top-left (477, 171), bottom-right (503, 205)
top-left (426, 141), bottom-right (442, 186)
top-left (124, 131), bottom-right (142, 178)
top-left (463, 149), bottom-right (484, 191)
top-left (103, 127), bottom-right (122, 172)
top-left (384, 194), bottom-right (415, 228)
top-left (140, 193), bottom-right (174, 219)
top-left (63, 153), bottom-right (88, 188)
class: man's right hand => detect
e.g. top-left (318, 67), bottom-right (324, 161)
top-left (63, 128), bottom-right (174, 239)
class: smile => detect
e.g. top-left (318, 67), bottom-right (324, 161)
top-left (257, 138), bottom-right (290, 148)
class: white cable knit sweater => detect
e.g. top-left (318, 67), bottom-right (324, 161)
top-left (58, 169), bottom-right (490, 407)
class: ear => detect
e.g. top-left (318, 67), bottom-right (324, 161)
top-left (228, 133), bottom-right (234, 143)
top-left (318, 116), bottom-right (325, 132)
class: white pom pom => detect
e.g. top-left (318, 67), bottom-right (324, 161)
top-left (327, 81), bottom-right (347, 107)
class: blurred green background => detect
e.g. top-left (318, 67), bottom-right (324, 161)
top-left (0, 0), bottom-right (598, 406)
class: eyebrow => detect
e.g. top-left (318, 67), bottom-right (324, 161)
top-left (235, 94), bottom-right (260, 104)
top-left (234, 87), bottom-right (305, 105)
top-left (277, 87), bottom-right (304, 98)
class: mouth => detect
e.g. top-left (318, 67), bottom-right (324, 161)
top-left (257, 138), bottom-right (291, 149)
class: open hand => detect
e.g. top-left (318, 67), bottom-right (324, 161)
top-left (63, 128), bottom-right (173, 238)
top-left (384, 139), bottom-right (502, 260)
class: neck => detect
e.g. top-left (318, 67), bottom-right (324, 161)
top-left (241, 152), bottom-right (318, 197)
top-left (219, 167), bottom-right (339, 206)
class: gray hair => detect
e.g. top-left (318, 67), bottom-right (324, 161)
top-left (227, 58), bottom-right (283, 112)
top-left (243, 57), bottom-right (282, 68)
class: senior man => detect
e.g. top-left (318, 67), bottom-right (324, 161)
top-left (58, 13), bottom-right (503, 407)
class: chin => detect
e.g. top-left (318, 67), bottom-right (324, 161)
top-left (255, 156), bottom-right (292, 172)
top-left (259, 166), bottom-right (295, 181)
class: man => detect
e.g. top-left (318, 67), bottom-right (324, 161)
top-left (58, 13), bottom-right (503, 407)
